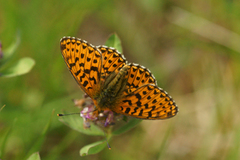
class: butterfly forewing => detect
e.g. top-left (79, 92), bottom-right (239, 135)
top-left (60, 37), bottom-right (102, 97)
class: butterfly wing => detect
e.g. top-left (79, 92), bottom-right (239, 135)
top-left (124, 63), bottom-right (156, 95)
top-left (113, 64), bottom-right (178, 119)
top-left (97, 46), bottom-right (127, 82)
top-left (60, 37), bottom-right (102, 97)
top-left (115, 84), bottom-right (178, 119)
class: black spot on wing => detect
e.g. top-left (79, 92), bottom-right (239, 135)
top-left (131, 107), bottom-right (139, 115)
top-left (79, 63), bottom-right (84, 67)
top-left (81, 53), bottom-right (84, 58)
top-left (125, 108), bottom-right (131, 114)
top-left (89, 49), bottom-right (93, 54)
top-left (136, 101), bottom-right (141, 107)
top-left (69, 63), bottom-right (75, 69)
top-left (84, 69), bottom-right (90, 74)
top-left (89, 77), bottom-right (97, 84)
top-left (123, 100), bottom-right (132, 105)
top-left (152, 99), bottom-right (157, 104)
top-left (83, 80), bottom-right (88, 87)
top-left (91, 66), bottom-right (98, 72)
top-left (113, 53), bottom-right (118, 58)
top-left (75, 70), bottom-right (80, 76)
top-left (139, 109), bottom-right (143, 116)
top-left (95, 53), bottom-right (101, 58)
top-left (148, 112), bottom-right (152, 118)
top-left (144, 103), bottom-right (149, 109)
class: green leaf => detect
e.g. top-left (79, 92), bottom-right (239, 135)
top-left (157, 121), bottom-right (176, 159)
top-left (112, 118), bottom-right (142, 135)
top-left (80, 140), bottom-right (107, 156)
top-left (58, 113), bottom-right (104, 136)
top-left (0, 118), bottom-right (17, 159)
top-left (24, 110), bottom-right (54, 159)
top-left (44, 130), bottom-right (79, 160)
top-left (26, 152), bottom-right (41, 160)
top-left (0, 105), bottom-right (6, 112)
top-left (105, 33), bottom-right (123, 53)
top-left (0, 57), bottom-right (35, 78)
top-left (0, 33), bottom-right (20, 67)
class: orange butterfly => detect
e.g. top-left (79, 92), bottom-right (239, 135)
top-left (60, 37), bottom-right (178, 120)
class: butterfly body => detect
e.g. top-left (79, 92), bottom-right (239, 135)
top-left (60, 37), bottom-right (178, 120)
top-left (92, 64), bottom-right (129, 112)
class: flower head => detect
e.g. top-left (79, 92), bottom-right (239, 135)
top-left (73, 94), bottom-right (123, 128)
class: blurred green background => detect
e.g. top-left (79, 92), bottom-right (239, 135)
top-left (1, 0), bottom-right (240, 159)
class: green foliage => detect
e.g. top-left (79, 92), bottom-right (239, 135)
top-left (59, 114), bottom-right (142, 155)
top-left (0, 57), bottom-right (35, 78)
top-left (26, 152), bottom-right (41, 160)
top-left (112, 118), bottom-right (142, 136)
top-left (79, 140), bottom-right (108, 156)
top-left (0, 34), bottom-right (35, 78)
top-left (0, 117), bottom-right (16, 159)
top-left (24, 110), bottom-right (54, 159)
top-left (0, 105), bottom-right (5, 112)
top-left (105, 34), bottom-right (123, 53)
top-left (58, 114), bottom-right (104, 136)
top-left (0, 34), bottom-right (20, 67)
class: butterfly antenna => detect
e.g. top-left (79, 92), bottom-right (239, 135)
top-left (57, 113), bottom-right (79, 116)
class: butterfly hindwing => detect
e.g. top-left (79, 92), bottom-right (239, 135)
top-left (60, 37), bottom-right (102, 97)
top-left (114, 84), bottom-right (178, 119)
top-left (98, 46), bottom-right (127, 81)
top-left (124, 64), bottom-right (156, 95)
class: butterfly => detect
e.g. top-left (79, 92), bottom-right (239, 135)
top-left (60, 36), bottom-right (178, 120)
